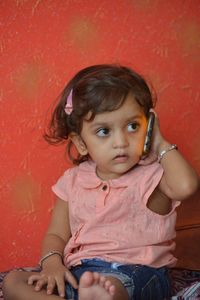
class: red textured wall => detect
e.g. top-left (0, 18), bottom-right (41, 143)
top-left (0, 0), bottom-right (200, 271)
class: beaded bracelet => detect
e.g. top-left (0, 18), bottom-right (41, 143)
top-left (158, 144), bottom-right (177, 163)
top-left (39, 251), bottom-right (63, 268)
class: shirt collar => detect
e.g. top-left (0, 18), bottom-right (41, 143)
top-left (76, 160), bottom-right (141, 189)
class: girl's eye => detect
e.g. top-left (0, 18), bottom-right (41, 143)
top-left (96, 128), bottom-right (110, 137)
top-left (127, 123), bottom-right (139, 132)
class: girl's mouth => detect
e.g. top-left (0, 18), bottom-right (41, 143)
top-left (113, 154), bottom-right (128, 163)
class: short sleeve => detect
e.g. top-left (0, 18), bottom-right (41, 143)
top-left (139, 162), bottom-right (181, 213)
top-left (52, 169), bottom-right (72, 201)
top-left (139, 162), bottom-right (164, 205)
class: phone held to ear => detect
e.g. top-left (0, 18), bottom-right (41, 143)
top-left (143, 112), bottom-right (155, 156)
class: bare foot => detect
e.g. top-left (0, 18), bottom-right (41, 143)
top-left (79, 271), bottom-right (115, 300)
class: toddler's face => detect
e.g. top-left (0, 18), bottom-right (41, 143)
top-left (75, 94), bottom-right (147, 180)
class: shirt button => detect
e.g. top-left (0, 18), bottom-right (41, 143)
top-left (102, 185), bottom-right (107, 191)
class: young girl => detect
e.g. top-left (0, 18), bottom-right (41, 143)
top-left (3, 64), bottom-right (199, 300)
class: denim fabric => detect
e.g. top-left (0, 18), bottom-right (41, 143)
top-left (65, 258), bottom-right (171, 300)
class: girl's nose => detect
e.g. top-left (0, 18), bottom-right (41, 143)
top-left (112, 131), bottom-right (129, 149)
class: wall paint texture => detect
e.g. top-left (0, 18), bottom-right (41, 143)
top-left (0, 0), bottom-right (200, 271)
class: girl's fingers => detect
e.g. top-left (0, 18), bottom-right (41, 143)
top-left (34, 276), bottom-right (48, 291)
top-left (35, 279), bottom-right (47, 291)
top-left (28, 270), bottom-right (77, 297)
top-left (28, 274), bottom-right (43, 285)
top-left (55, 277), bottom-right (66, 298)
top-left (46, 277), bottom-right (56, 295)
top-left (65, 270), bottom-right (78, 289)
top-left (149, 108), bottom-right (156, 115)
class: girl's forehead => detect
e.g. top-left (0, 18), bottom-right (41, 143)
top-left (84, 95), bottom-right (146, 124)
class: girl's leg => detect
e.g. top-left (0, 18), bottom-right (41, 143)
top-left (3, 270), bottom-right (128, 300)
top-left (3, 270), bottom-right (62, 300)
top-left (79, 271), bottom-right (129, 300)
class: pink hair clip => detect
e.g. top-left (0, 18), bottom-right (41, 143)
top-left (64, 90), bottom-right (73, 115)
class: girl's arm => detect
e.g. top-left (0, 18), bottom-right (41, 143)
top-left (28, 198), bottom-right (78, 298)
top-left (41, 197), bottom-right (71, 259)
top-left (152, 112), bottom-right (200, 201)
top-left (158, 140), bottom-right (199, 201)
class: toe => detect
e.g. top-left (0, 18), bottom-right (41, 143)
top-left (79, 271), bottom-right (94, 288)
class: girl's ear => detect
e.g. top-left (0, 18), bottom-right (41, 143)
top-left (69, 133), bottom-right (88, 156)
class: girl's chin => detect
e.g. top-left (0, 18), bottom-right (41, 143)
top-left (96, 165), bottom-right (135, 180)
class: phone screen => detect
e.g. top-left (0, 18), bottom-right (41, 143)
top-left (143, 112), bottom-right (155, 156)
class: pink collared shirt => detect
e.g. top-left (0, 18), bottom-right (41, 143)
top-left (52, 160), bottom-right (180, 268)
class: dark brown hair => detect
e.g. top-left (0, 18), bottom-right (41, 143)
top-left (44, 64), bottom-right (156, 164)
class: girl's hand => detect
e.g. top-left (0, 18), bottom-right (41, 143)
top-left (28, 264), bottom-right (78, 298)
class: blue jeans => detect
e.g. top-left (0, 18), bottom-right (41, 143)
top-left (65, 258), bottom-right (171, 299)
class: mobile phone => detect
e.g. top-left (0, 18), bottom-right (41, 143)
top-left (142, 112), bottom-right (155, 156)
